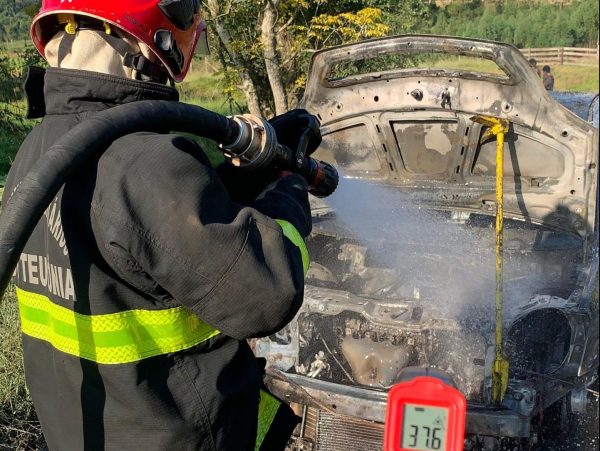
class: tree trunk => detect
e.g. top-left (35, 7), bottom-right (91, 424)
top-left (239, 73), bottom-right (262, 116)
top-left (261, 0), bottom-right (288, 115)
top-left (205, 0), bottom-right (262, 116)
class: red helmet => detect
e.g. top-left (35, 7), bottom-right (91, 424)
top-left (30, 0), bottom-right (208, 82)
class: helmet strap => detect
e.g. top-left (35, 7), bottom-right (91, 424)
top-left (123, 53), bottom-right (172, 85)
top-left (96, 32), bottom-right (171, 85)
top-left (57, 33), bottom-right (76, 67)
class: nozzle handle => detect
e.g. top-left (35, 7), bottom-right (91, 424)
top-left (297, 158), bottom-right (339, 198)
top-left (220, 113), bottom-right (338, 197)
top-left (290, 113), bottom-right (322, 167)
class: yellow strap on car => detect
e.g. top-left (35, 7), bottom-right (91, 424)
top-left (471, 115), bottom-right (511, 405)
top-left (275, 219), bottom-right (310, 274)
top-left (16, 288), bottom-right (220, 365)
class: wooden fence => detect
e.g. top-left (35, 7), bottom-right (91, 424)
top-left (521, 47), bottom-right (599, 66)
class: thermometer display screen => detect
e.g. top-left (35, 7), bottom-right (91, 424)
top-left (401, 404), bottom-right (449, 451)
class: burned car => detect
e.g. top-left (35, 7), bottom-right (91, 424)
top-left (252, 35), bottom-right (599, 449)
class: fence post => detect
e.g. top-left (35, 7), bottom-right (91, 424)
top-left (559, 47), bottom-right (564, 65)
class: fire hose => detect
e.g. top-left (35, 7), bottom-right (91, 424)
top-left (0, 100), bottom-right (338, 300)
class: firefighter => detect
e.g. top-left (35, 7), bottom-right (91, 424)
top-left (3, 1), bottom-right (314, 449)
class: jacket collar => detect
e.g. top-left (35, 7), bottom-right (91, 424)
top-left (25, 67), bottom-right (179, 118)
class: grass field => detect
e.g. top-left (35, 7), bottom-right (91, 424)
top-left (0, 101), bottom-right (36, 175)
top-left (420, 56), bottom-right (599, 92)
top-left (552, 64), bottom-right (600, 92)
top-left (0, 131), bottom-right (22, 174)
top-left (1, 178), bottom-right (43, 448)
top-left (0, 40), bottom-right (29, 55)
top-left (0, 285), bottom-right (44, 450)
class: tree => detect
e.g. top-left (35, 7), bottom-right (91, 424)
top-left (570, 0), bottom-right (599, 48)
top-left (306, 7), bottom-right (390, 48)
top-left (204, 0), bottom-right (263, 115)
top-left (0, 0), bottom-right (39, 42)
top-left (0, 46), bottom-right (43, 173)
top-left (202, 0), bottom-right (391, 117)
top-left (423, 0), bottom-right (599, 49)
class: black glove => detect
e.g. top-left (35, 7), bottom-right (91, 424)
top-left (268, 109), bottom-right (322, 159)
top-left (215, 163), bottom-right (276, 205)
top-left (254, 174), bottom-right (312, 238)
top-left (217, 109), bottom-right (321, 205)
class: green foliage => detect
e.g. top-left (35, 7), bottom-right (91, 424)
top-left (178, 68), bottom-right (248, 165)
top-left (205, 1), bottom-right (392, 115)
top-left (426, 0), bottom-right (599, 49)
top-left (368, 0), bottom-right (434, 34)
top-left (0, 0), bottom-right (39, 42)
top-left (306, 7), bottom-right (390, 48)
top-left (0, 47), bottom-right (43, 174)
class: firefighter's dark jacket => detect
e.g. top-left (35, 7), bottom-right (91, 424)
top-left (3, 67), bottom-right (311, 450)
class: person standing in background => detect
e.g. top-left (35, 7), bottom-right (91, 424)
top-left (543, 65), bottom-right (555, 91)
top-left (528, 58), bottom-right (542, 78)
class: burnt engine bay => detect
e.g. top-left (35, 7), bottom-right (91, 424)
top-left (255, 203), bottom-right (582, 403)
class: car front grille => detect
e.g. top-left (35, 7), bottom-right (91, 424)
top-left (294, 406), bottom-right (385, 451)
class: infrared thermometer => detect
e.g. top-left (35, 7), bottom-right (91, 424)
top-left (383, 369), bottom-right (467, 451)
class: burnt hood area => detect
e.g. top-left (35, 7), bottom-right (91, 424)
top-left (301, 35), bottom-right (599, 238)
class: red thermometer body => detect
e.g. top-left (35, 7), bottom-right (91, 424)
top-left (384, 376), bottom-right (467, 451)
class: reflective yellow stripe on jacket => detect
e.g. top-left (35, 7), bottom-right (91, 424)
top-left (16, 288), bottom-right (220, 365)
top-left (275, 219), bottom-right (309, 274)
top-left (255, 390), bottom-right (281, 451)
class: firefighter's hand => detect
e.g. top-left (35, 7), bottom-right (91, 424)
top-left (255, 173), bottom-right (312, 238)
top-left (268, 109), bottom-right (322, 158)
top-left (215, 163), bottom-right (278, 205)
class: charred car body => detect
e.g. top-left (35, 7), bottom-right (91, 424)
top-left (253, 35), bottom-right (599, 449)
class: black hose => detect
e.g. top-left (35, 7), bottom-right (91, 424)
top-left (0, 100), bottom-right (240, 298)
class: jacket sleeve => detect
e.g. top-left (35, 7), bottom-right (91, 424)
top-left (93, 133), bottom-right (311, 339)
